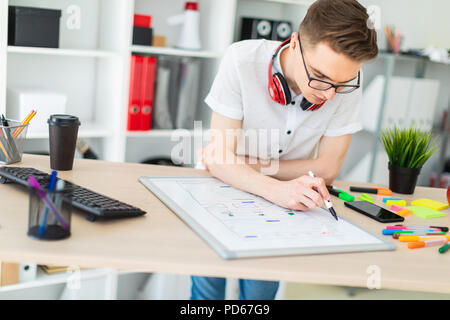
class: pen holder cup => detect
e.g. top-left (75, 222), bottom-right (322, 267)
top-left (0, 119), bottom-right (28, 165)
top-left (27, 185), bottom-right (72, 241)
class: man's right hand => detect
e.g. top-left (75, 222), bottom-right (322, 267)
top-left (267, 175), bottom-right (330, 211)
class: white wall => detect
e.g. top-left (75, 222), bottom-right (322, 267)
top-left (359, 0), bottom-right (450, 49)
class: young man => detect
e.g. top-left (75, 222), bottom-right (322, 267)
top-left (191, 0), bottom-right (378, 300)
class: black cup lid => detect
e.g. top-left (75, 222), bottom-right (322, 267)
top-left (48, 115), bottom-right (80, 127)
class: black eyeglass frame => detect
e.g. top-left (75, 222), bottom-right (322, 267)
top-left (298, 35), bottom-right (361, 94)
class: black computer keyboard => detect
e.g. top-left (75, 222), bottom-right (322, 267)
top-left (0, 166), bottom-right (146, 221)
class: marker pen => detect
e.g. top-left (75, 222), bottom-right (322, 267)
top-left (309, 171), bottom-right (338, 221)
top-left (408, 239), bottom-right (448, 249)
top-left (349, 186), bottom-right (392, 196)
top-left (399, 235), bottom-right (450, 242)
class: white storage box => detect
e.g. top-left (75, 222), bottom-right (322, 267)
top-left (7, 88), bottom-right (67, 135)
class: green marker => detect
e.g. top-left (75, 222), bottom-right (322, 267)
top-left (327, 186), bottom-right (355, 202)
top-left (337, 190), bottom-right (355, 202)
top-left (439, 243), bottom-right (450, 254)
top-left (395, 230), bottom-right (445, 235)
top-left (288, 212), bottom-right (295, 216)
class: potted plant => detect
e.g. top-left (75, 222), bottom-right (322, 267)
top-left (380, 126), bottom-right (439, 194)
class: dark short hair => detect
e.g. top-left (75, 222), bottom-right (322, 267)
top-left (299, 0), bottom-right (378, 62)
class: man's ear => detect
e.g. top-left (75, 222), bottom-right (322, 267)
top-left (290, 32), bottom-right (298, 50)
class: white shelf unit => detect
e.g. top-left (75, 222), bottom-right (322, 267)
top-left (0, 0), bottom-right (310, 298)
top-left (130, 45), bottom-right (222, 59)
top-left (2, 0), bottom-right (132, 161)
top-left (7, 46), bottom-right (121, 58)
top-left (27, 122), bottom-right (114, 139)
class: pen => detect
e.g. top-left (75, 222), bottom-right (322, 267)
top-left (0, 133), bottom-right (9, 161)
top-left (382, 229), bottom-right (440, 235)
top-left (408, 239), bottom-right (448, 249)
top-left (349, 186), bottom-right (392, 196)
top-left (309, 171), bottom-right (338, 221)
top-left (385, 26), bottom-right (395, 52)
top-left (28, 176), bottom-right (69, 231)
top-left (39, 170), bottom-right (58, 235)
top-left (1, 115), bottom-right (20, 161)
top-left (326, 186), bottom-right (355, 202)
top-left (386, 226), bottom-right (445, 232)
top-left (51, 179), bottom-right (65, 225)
top-left (326, 186), bottom-right (341, 197)
top-left (393, 230), bottom-right (446, 235)
top-left (13, 110), bottom-right (36, 139)
top-left (394, 224), bottom-right (449, 233)
top-left (392, 232), bottom-right (446, 239)
top-left (399, 235), bottom-right (450, 242)
top-left (439, 243), bottom-right (450, 254)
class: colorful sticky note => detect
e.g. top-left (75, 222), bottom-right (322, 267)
top-left (411, 198), bottom-right (449, 211)
top-left (396, 209), bottom-right (411, 217)
top-left (390, 204), bottom-right (405, 212)
top-left (390, 205), bottom-right (410, 216)
top-left (383, 197), bottom-right (402, 203)
top-left (386, 200), bottom-right (407, 207)
top-left (361, 193), bottom-right (374, 200)
top-left (358, 194), bottom-right (374, 203)
top-left (406, 206), bottom-right (446, 219)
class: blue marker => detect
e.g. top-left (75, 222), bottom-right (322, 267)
top-left (39, 171), bottom-right (58, 236)
top-left (382, 228), bottom-right (437, 235)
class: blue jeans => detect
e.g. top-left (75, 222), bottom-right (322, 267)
top-left (191, 276), bottom-right (279, 300)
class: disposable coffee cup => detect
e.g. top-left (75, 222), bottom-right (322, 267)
top-left (48, 115), bottom-right (80, 171)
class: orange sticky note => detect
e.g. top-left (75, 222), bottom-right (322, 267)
top-left (396, 209), bottom-right (410, 217)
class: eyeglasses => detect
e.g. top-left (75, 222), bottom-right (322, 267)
top-left (298, 36), bottom-right (360, 94)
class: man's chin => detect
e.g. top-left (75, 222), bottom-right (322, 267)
top-left (306, 94), bottom-right (326, 105)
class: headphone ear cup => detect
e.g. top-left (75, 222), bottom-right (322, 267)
top-left (273, 73), bottom-right (291, 105)
top-left (268, 78), bottom-right (279, 103)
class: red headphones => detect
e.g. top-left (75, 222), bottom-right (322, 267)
top-left (268, 39), bottom-right (325, 111)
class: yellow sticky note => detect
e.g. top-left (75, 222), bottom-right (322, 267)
top-left (406, 206), bottom-right (446, 219)
top-left (386, 200), bottom-right (406, 207)
top-left (411, 198), bottom-right (449, 211)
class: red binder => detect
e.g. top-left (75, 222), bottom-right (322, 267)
top-left (140, 56), bottom-right (157, 131)
top-left (134, 14), bottom-right (152, 28)
top-left (127, 55), bottom-right (144, 131)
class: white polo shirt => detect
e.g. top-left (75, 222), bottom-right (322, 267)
top-left (204, 39), bottom-right (363, 161)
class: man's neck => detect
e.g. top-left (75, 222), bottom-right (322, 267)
top-left (280, 45), bottom-right (301, 96)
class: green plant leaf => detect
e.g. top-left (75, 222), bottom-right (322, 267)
top-left (380, 125), bottom-right (439, 169)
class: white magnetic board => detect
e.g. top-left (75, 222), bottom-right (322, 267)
top-left (140, 177), bottom-right (395, 259)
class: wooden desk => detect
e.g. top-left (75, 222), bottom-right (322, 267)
top-left (0, 155), bottom-right (449, 294)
